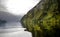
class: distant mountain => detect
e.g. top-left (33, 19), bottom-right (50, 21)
top-left (0, 20), bottom-right (6, 27)
top-left (21, 0), bottom-right (60, 37)
top-left (0, 11), bottom-right (22, 22)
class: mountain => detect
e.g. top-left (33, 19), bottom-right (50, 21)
top-left (0, 20), bottom-right (6, 27)
top-left (0, 11), bottom-right (22, 22)
top-left (21, 0), bottom-right (60, 37)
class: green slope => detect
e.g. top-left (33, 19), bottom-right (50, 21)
top-left (21, 0), bottom-right (60, 37)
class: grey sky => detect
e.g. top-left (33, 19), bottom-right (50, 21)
top-left (0, 0), bottom-right (40, 22)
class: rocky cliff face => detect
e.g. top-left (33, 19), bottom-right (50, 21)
top-left (21, 0), bottom-right (60, 37)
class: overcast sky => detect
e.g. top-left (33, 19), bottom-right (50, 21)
top-left (0, 0), bottom-right (40, 22)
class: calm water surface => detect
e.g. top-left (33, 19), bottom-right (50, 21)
top-left (0, 22), bottom-right (32, 37)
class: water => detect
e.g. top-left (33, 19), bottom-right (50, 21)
top-left (4, 22), bottom-right (23, 28)
top-left (0, 31), bottom-right (32, 37)
top-left (0, 22), bottom-right (32, 37)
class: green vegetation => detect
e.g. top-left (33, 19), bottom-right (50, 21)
top-left (21, 0), bottom-right (60, 37)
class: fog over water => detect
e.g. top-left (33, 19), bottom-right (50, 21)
top-left (0, 0), bottom-right (40, 37)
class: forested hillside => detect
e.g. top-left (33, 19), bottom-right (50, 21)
top-left (21, 0), bottom-right (60, 37)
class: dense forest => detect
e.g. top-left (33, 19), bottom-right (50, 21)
top-left (21, 0), bottom-right (60, 37)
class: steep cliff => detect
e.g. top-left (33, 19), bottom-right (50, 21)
top-left (21, 0), bottom-right (60, 37)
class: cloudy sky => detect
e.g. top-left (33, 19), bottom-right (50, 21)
top-left (0, 0), bottom-right (40, 22)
